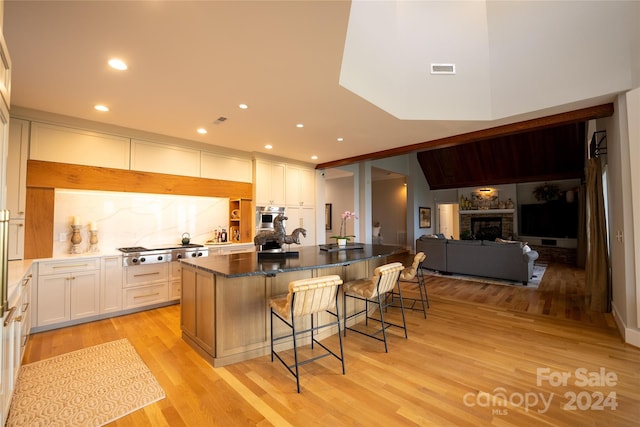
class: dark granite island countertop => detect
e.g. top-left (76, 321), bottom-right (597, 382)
top-left (179, 244), bottom-right (406, 278)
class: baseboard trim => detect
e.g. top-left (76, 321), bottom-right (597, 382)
top-left (611, 301), bottom-right (640, 349)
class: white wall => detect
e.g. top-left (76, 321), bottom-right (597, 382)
top-left (372, 177), bottom-right (406, 245)
top-left (604, 88), bottom-right (640, 348)
top-left (325, 175), bottom-right (356, 242)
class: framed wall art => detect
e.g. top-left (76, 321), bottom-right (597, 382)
top-left (419, 207), bottom-right (431, 228)
top-left (325, 203), bottom-right (332, 230)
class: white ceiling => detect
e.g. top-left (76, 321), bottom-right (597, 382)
top-left (3, 1), bottom-right (636, 166)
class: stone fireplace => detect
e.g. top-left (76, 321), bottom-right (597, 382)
top-left (471, 217), bottom-right (502, 240)
top-left (460, 211), bottom-right (514, 240)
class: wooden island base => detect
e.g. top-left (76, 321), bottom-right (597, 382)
top-left (179, 245), bottom-right (405, 367)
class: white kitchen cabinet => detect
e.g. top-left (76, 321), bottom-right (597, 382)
top-left (0, 32), bottom-right (10, 111)
top-left (36, 258), bottom-right (100, 327)
top-left (254, 159), bottom-right (285, 206)
top-left (170, 261), bottom-right (182, 301)
top-left (0, 93), bottom-right (8, 210)
top-left (284, 206), bottom-right (316, 247)
top-left (215, 243), bottom-right (255, 255)
top-left (1, 284), bottom-right (21, 426)
top-left (201, 152), bottom-right (252, 183)
top-left (131, 139), bottom-right (200, 178)
top-left (122, 263), bottom-right (169, 309)
top-left (285, 164), bottom-right (315, 206)
top-left (19, 268), bottom-right (32, 360)
top-left (6, 118), bottom-right (28, 220)
top-left (7, 219), bottom-right (23, 260)
top-left (100, 256), bottom-right (123, 314)
top-left (30, 122), bottom-right (131, 170)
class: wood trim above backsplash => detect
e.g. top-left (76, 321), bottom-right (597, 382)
top-left (27, 160), bottom-right (253, 199)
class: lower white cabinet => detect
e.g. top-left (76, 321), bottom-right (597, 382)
top-left (100, 256), bottom-right (123, 313)
top-left (36, 258), bottom-right (100, 327)
top-left (170, 261), bottom-right (182, 301)
top-left (123, 263), bottom-right (169, 309)
top-left (1, 282), bottom-right (23, 425)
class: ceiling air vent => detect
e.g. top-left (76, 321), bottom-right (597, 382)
top-left (430, 63), bottom-right (456, 75)
top-left (213, 116), bottom-right (227, 124)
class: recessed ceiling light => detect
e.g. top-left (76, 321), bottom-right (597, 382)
top-left (94, 104), bottom-right (109, 112)
top-left (296, 123), bottom-right (304, 128)
top-left (108, 58), bottom-right (128, 71)
top-left (337, 137), bottom-right (344, 142)
top-left (265, 144), bottom-right (273, 150)
top-left (197, 128), bottom-right (207, 135)
top-left (311, 155), bottom-right (318, 160)
top-left (239, 104), bottom-right (248, 109)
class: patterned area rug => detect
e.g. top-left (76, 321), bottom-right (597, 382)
top-left (424, 263), bottom-right (547, 288)
top-left (7, 338), bottom-right (165, 426)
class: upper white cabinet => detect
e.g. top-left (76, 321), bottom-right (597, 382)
top-left (131, 139), bottom-right (200, 177)
top-left (0, 32), bottom-right (11, 111)
top-left (285, 165), bottom-right (315, 206)
top-left (6, 118), bottom-right (28, 219)
top-left (30, 123), bottom-right (130, 169)
top-left (201, 152), bottom-right (252, 183)
top-left (254, 159), bottom-right (285, 206)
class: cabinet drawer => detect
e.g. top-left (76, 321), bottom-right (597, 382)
top-left (124, 263), bottom-right (169, 288)
top-left (123, 283), bottom-right (169, 309)
top-left (38, 258), bottom-right (100, 275)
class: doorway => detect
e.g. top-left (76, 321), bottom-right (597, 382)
top-left (437, 203), bottom-right (459, 239)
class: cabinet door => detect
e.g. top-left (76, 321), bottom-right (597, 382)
top-left (70, 270), bottom-right (100, 320)
top-left (30, 122), bottom-right (131, 169)
top-left (284, 206), bottom-right (315, 246)
top-left (37, 274), bottom-right (70, 326)
top-left (195, 270), bottom-right (215, 356)
top-left (101, 256), bottom-right (123, 314)
top-left (255, 160), bottom-right (285, 206)
top-left (131, 139), bottom-right (200, 177)
top-left (181, 266), bottom-right (215, 356)
top-left (7, 219), bottom-right (24, 260)
top-left (285, 165), bottom-right (315, 206)
top-left (181, 266), bottom-right (197, 337)
top-left (6, 118), bottom-right (29, 218)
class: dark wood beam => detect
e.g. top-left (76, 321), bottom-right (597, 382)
top-left (315, 103), bottom-right (614, 170)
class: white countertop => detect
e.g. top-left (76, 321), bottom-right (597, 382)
top-left (7, 259), bottom-right (33, 303)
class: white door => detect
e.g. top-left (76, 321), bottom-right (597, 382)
top-left (437, 203), bottom-right (460, 239)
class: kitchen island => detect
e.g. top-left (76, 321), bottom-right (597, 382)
top-left (179, 244), bottom-right (406, 367)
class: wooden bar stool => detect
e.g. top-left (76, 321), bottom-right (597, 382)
top-left (342, 262), bottom-right (407, 352)
top-left (269, 275), bottom-right (345, 393)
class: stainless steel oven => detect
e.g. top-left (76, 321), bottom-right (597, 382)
top-left (256, 206), bottom-right (285, 231)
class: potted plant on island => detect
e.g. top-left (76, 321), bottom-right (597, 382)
top-left (331, 210), bottom-right (358, 247)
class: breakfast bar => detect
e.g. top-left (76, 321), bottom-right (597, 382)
top-left (179, 244), bottom-right (405, 367)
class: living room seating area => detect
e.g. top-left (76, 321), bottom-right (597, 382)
top-left (416, 236), bottom-right (539, 285)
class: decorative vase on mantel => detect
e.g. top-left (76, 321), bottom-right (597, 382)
top-left (337, 238), bottom-right (347, 247)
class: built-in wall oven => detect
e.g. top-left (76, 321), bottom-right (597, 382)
top-left (256, 206), bottom-right (285, 251)
top-left (256, 206), bottom-right (285, 231)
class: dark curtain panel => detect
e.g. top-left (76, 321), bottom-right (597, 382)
top-left (576, 184), bottom-right (587, 268)
top-left (585, 157), bottom-right (610, 312)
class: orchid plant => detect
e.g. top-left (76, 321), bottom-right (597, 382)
top-left (331, 210), bottom-right (358, 242)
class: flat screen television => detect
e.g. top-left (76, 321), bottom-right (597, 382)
top-left (520, 201), bottom-right (578, 238)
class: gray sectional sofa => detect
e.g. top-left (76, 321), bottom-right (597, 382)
top-left (416, 236), bottom-right (539, 285)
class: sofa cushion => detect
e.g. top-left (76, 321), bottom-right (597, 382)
top-left (447, 239), bottom-right (482, 246)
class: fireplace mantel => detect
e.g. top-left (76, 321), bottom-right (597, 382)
top-left (460, 209), bottom-right (514, 215)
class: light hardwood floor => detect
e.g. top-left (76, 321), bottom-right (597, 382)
top-left (22, 262), bottom-right (640, 426)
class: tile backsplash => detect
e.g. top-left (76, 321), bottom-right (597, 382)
top-left (54, 189), bottom-right (229, 255)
